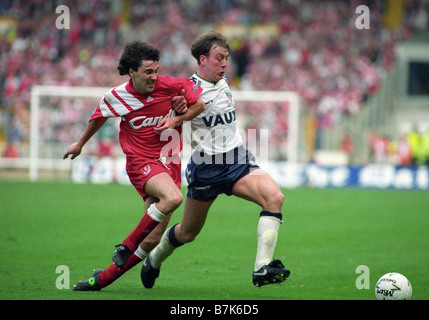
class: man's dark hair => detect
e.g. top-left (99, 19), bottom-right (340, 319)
top-left (191, 30), bottom-right (230, 65)
top-left (117, 41), bottom-right (160, 76)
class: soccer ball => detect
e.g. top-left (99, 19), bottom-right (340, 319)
top-left (375, 272), bottom-right (412, 300)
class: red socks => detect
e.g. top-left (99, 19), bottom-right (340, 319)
top-left (121, 204), bottom-right (166, 252)
top-left (98, 204), bottom-right (166, 288)
top-left (121, 214), bottom-right (159, 252)
top-left (99, 253), bottom-right (142, 288)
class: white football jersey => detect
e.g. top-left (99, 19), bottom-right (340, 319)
top-left (189, 73), bottom-right (243, 155)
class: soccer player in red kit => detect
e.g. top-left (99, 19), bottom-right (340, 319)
top-left (63, 41), bottom-right (204, 291)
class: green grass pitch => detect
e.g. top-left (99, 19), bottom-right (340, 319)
top-left (1, 180), bottom-right (428, 300)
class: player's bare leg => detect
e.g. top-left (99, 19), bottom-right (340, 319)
top-left (232, 168), bottom-right (290, 286)
top-left (174, 197), bottom-right (214, 243)
top-left (232, 168), bottom-right (284, 213)
top-left (113, 173), bottom-right (183, 269)
top-left (143, 172), bottom-right (184, 214)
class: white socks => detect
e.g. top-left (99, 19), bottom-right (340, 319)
top-left (254, 213), bottom-right (282, 271)
top-left (134, 245), bottom-right (148, 260)
top-left (149, 224), bottom-right (181, 269)
top-left (147, 213), bottom-right (282, 272)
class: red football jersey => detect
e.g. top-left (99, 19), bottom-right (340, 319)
top-left (90, 76), bottom-right (202, 159)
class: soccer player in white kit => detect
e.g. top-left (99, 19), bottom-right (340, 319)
top-left (141, 31), bottom-right (290, 287)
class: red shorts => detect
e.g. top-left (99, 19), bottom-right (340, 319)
top-left (126, 155), bottom-right (181, 201)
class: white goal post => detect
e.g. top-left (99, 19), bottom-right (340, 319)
top-left (231, 90), bottom-right (301, 163)
top-left (28, 85), bottom-right (301, 181)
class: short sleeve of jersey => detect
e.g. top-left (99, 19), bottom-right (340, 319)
top-left (89, 77), bottom-right (202, 123)
top-left (177, 77), bottom-right (203, 107)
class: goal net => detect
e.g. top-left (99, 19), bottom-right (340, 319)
top-left (24, 85), bottom-right (301, 183)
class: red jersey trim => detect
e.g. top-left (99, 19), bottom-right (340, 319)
top-left (102, 96), bottom-right (120, 117)
top-left (112, 88), bottom-right (134, 113)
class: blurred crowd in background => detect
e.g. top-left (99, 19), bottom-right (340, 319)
top-left (0, 0), bottom-right (428, 164)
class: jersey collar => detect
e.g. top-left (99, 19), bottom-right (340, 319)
top-left (193, 72), bottom-right (224, 85)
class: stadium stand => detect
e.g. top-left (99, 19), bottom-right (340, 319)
top-left (0, 0), bottom-right (428, 165)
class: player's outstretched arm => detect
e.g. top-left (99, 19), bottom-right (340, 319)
top-left (154, 98), bottom-right (205, 134)
top-left (63, 117), bottom-right (108, 160)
